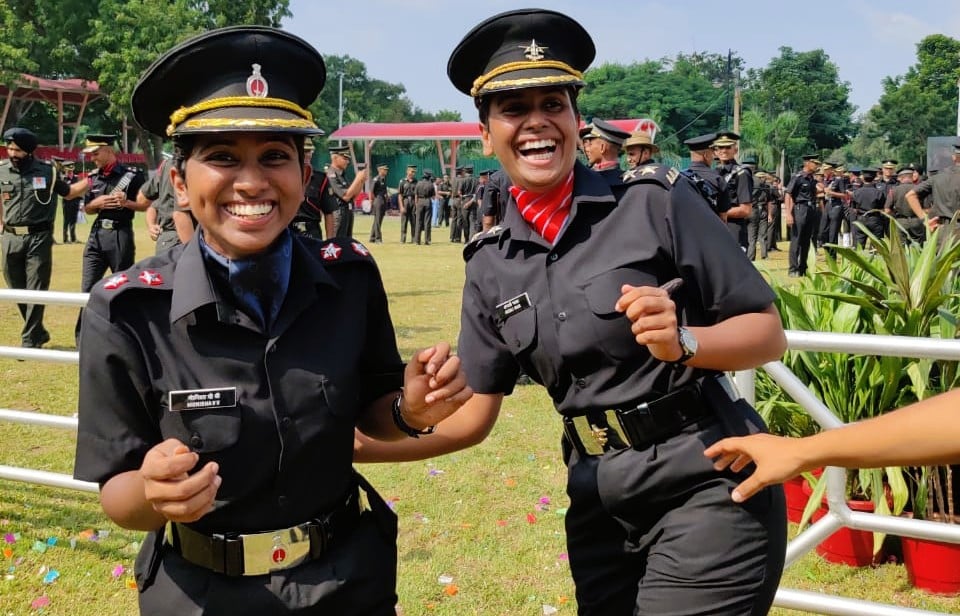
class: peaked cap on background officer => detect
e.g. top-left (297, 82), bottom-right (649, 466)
top-left (581, 119), bottom-right (629, 147)
top-left (683, 132), bottom-right (717, 151)
top-left (329, 145), bottom-right (350, 159)
top-left (447, 9), bottom-right (595, 101)
top-left (82, 133), bottom-right (116, 154)
top-left (132, 26), bottom-right (325, 138)
top-left (711, 131), bottom-right (740, 148)
top-left (3, 127), bottom-right (39, 154)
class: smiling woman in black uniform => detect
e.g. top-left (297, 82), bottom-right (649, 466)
top-left (357, 9), bottom-right (788, 616)
top-left (72, 27), bottom-right (471, 616)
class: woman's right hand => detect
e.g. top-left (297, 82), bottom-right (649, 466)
top-left (140, 438), bottom-right (221, 523)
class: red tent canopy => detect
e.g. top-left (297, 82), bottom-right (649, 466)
top-left (0, 74), bottom-right (101, 106)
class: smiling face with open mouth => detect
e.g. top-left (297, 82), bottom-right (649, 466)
top-left (173, 132), bottom-right (308, 259)
top-left (479, 86), bottom-right (579, 193)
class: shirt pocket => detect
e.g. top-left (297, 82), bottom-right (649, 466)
top-left (496, 306), bottom-right (537, 357)
top-left (582, 267), bottom-right (659, 360)
top-left (321, 374), bottom-right (361, 422)
top-left (159, 399), bottom-right (242, 454)
top-left (1, 181), bottom-right (18, 202)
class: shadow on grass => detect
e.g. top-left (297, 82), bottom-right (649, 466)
top-left (389, 289), bottom-right (448, 299)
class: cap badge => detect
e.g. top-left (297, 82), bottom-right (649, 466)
top-left (246, 63), bottom-right (269, 98)
top-left (520, 39), bottom-right (547, 62)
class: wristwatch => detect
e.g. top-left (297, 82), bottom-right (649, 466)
top-left (391, 393), bottom-right (436, 438)
top-left (671, 326), bottom-right (698, 364)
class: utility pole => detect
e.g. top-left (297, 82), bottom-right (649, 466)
top-left (338, 72), bottom-right (344, 145)
top-left (956, 76), bottom-right (960, 136)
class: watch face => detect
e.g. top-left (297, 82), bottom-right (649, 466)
top-left (679, 327), bottom-right (698, 356)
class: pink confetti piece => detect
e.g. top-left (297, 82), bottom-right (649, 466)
top-left (112, 565), bottom-right (125, 579)
top-left (539, 496), bottom-right (551, 505)
top-left (558, 552), bottom-right (569, 561)
top-left (31, 596), bottom-right (50, 609)
top-left (3, 533), bottom-right (15, 544)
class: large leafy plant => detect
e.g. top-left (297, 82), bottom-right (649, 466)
top-left (759, 220), bottom-right (960, 530)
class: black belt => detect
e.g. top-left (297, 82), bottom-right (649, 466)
top-left (291, 220), bottom-right (322, 235)
top-left (562, 383), bottom-right (713, 456)
top-left (165, 488), bottom-right (363, 576)
top-left (95, 219), bottom-right (131, 230)
top-left (3, 222), bottom-right (52, 235)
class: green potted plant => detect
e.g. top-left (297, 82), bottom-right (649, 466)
top-left (759, 219), bottom-right (960, 564)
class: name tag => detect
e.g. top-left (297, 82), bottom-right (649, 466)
top-left (169, 387), bottom-right (237, 412)
top-left (32, 176), bottom-right (47, 190)
top-left (495, 292), bottom-right (532, 323)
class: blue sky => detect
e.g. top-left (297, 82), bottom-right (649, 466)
top-left (284, 1), bottom-right (960, 123)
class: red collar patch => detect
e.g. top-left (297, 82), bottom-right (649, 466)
top-left (138, 270), bottom-right (164, 286)
top-left (321, 243), bottom-right (342, 261)
top-left (103, 273), bottom-right (129, 290)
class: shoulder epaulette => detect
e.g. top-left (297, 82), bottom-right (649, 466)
top-left (620, 164), bottom-right (679, 190)
top-left (463, 225), bottom-right (508, 262)
top-left (317, 238), bottom-right (376, 265)
top-left (87, 262), bottom-right (174, 319)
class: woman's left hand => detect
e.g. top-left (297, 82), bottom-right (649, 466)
top-left (400, 342), bottom-right (474, 430)
top-left (615, 284), bottom-right (682, 362)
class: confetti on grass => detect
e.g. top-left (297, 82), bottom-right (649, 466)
top-left (112, 565), bottom-right (125, 579)
top-left (42, 569), bottom-right (59, 584)
top-left (31, 595), bottom-right (50, 610)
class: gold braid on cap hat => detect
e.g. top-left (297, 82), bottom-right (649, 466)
top-left (167, 96), bottom-right (315, 136)
top-left (471, 60), bottom-right (583, 97)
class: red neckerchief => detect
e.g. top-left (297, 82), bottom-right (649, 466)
top-left (594, 160), bottom-right (619, 171)
top-left (509, 170), bottom-right (574, 244)
top-left (102, 161), bottom-right (117, 176)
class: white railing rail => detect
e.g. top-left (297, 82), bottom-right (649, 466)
top-left (1, 289), bottom-right (959, 614)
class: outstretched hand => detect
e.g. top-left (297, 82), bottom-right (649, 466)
top-left (401, 342), bottom-right (473, 430)
top-left (704, 433), bottom-right (807, 503)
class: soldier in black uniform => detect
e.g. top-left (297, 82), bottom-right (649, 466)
top-left (437, 172), bottom-right (452, 227)
top-left (481, 168), bottom-right (511, 231)
top-left (747, 170), bottom-right (776, 261)
top-left (885, 167), bottom-right (924, 244)
top-left (138, 158), bottom-right (195, 254)
top-left (817, 162), bottom-right (849, 256)
top-left (784, 154), bottom-right (821, 277)
top-left (290, 139), bottom-right (335, 239)
top-left (712, 132), bottom-right (753, 251)
top-left (73, 26), bottom-right (471, 616)
top-left (580, 119), bottom-right (628, 184)
top-left (326, 145), bottom-right (365, 238)
top-left (79, 133), bottom-right (148, 293)
top-left (1, 128), bottom-right (87, 346)
top-left (850, 169), bottom-right (886, 246)
top-left (448, 166), bottom-right (463, 241)
top-left (413, 168), bottom-right (435, 245)
top-left (881, 159), bottom-right (899, 189)
top-left (369, 163), bottom-right (389, 243)
top-left (680, 132), bottom-right (730, 219)
top-left (58, 159), bottom-right (83, 243)
top-left (360, 10), bottom-right (788, 616)
top-left (457, 164), bottom-right (478, 242)
top-left (398, 164), bottom-right (417, 243)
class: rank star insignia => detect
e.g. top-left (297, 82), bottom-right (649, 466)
top-left (321, 243), bottom-right (342, 260)
top-left (622, 169), bottom-right (638, 181)
top-left (350, 241), bottom-right (370, 256)
top-left (138, 270), bottom-right (163, 286)
top-left (640, 166), bottom-right (658, 175)
top-left (103, 273), bottom-right (128, 290)
top-left (520, 39), bottom-right (547, 61)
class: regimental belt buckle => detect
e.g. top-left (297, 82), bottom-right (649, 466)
top-left (240, 525), bottom-right (311, 576)
top-left (569, 411), bottom-right (630, 456)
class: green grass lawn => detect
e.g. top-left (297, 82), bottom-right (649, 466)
top-left (0, 211), bottom-right (957, 615)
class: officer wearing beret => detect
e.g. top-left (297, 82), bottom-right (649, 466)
top-left (413, 168), bottom-right (435, 244)
top-left (1, 128), bottom-right (88, 346)
top-left (368, 163), bottom-right (389, 243)
top-left (398, 164), bottom-right (417, 243)
top-left (681, 132), bottom-right (730, 219)
top-left (73, 26), bottom-right (471, 616)
top-left (358, 9), bottom-right (787, 615)
top-left (580, 119), bottom-right (629, 184)
top-left (326, 145), bottom-right (365, 238)
top-left (784, 154), bottom-right (822, 276)
top-left (907, 141), bottom-right (960, 244)
top-left (79, 133), bottom-right (148, 294)
top-left (290, 139), bottom-right (335, 240)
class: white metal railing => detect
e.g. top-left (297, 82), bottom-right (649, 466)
top-left (1, 289), bottom-right (960, 614)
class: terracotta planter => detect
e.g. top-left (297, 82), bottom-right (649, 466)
top-left (902, 525), bottom-right (960, 595)
top-left (785, 468), bottom-right (823, 524)
top-left (802, 479), bottom-right (880, 566)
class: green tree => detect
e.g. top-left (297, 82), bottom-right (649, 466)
top-left (193, 0), bottom-right (291, 27)
top-left (739, 109), bottom-right (804, 175)
top-left (0, 2), bottom-right (40, 122)
top-left (870, 34), bottom-right (960, 166)
top-left (743, 47), bottom-right (855, 152)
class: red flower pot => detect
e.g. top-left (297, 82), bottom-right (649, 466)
top-left (785, 468), bottom-right (823, 524)
top-left (803, 479), bottom-right (880, 566)
top-left (903, 535), bottom-right (960, 595)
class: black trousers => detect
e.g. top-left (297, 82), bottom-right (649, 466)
top-left (448, 198), bottom-right (462, 241)
top-left (81, 224), bottom-right (135, 292)
top-left (563, 408), bottom-right (786, 615)
top-left (819, 205), bottom-right (844, 256)
top-left (788, 203), bottom-right (817, 275)
top-left (854, 212), bottom-right (886, 247)
top-left (400, 202), bottom-right (415, 242)
top-left (414, 199), bottom-right (432, 244)
top-left (1, 230), bottom-right (53, 345)
top-left (369, 196), bottom-right (385, 242)
top-left (62, 201), bottom-right (80, 242)
top-left (334, 205), bottom-right (353, 239)
top-left (746, 207), bottom-right (769, 261)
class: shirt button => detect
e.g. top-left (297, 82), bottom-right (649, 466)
top-left (189, 433), bottom-right (203, 449)
top-left (549, 253), bottom-right (559, 262)
top-left (557, 311), bottom-right (567, 321)
top-left (280, 416), bottom-right (292, 430)
top-left (575, 378), bottom-right (587, 389)
top-left (278, 495), bottom-right (288, 509)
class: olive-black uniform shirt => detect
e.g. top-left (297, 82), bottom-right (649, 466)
top-left (912, 165), bottom-right (960, 220)
top-left (458, 161), bottom-right (774, 413)
top-left (371, 174), bottom-right (389, 202)
top-left (398, 177), bottom-right (417, 210)
top-left (719, 161), bottom-right (753, 207)
top-left (481, 170), bottom-right (511, 221)
top-left (325, 167), bottom-right (353, 210)
top-left (140, 160), bottom-right (178, 233)
top-left (0, 158), bottom-right (72, 225)
top-left (88, 163), bottom-right (145, 224)
top-left (785, 171), bottom-right (818, 204)
top-left (851, 184), bottom-right (885, 214)
top-left (684, 160), bottom-right (731, 216)
top-left (296, 169), bottom-right (336, 222)
top-left (885, 182), bottom-right (917, 218)
top-left (73, 235), bottom-right (404, 535)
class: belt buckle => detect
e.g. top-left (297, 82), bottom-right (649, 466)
top-left (101, 219), bottom-right (115, 230)
top-left (565, 410), bottom-right (632, 456)
top-left (240, 524), bottom-right (312, 576)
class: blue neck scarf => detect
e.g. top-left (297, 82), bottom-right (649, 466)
top-left (198, 229), bottom-right (293, 332)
